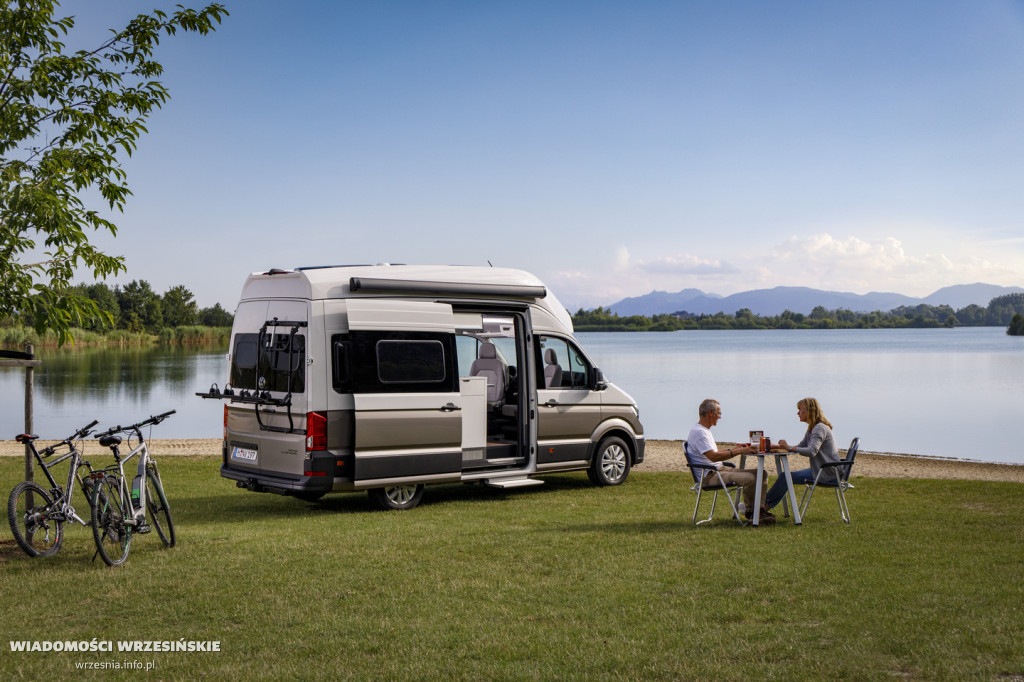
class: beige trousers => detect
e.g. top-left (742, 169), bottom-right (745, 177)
top-left (702, 468), bottom-right (768, 512)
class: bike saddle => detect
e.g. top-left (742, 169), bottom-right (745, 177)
top-left (15, 434), bottom-right (38, 443)
top-left (99, 435), bottom-right (122, 448)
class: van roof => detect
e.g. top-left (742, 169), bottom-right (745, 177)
top-left (239, 264), bottom-right (573, 331)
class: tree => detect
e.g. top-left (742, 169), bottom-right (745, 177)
top-left (162, 285), bottom-right (198, 327)
top-left (198, 302), bottom-right (232, 327)
top-left (115, 280), bottom-right (162, 333)
top-left (1008, 313), bottom-right (1024, 337)
top-left (0, 0), bottom-right (227, 345)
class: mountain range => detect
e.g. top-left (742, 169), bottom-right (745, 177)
top-left (605, 283), bottom-right (1024, 317)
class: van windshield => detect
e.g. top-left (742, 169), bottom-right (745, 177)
top-left (229, 332), bottom-right (306, 393)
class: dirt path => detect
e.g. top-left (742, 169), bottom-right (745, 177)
top-left (2, 438), bottom-right (1022, 483)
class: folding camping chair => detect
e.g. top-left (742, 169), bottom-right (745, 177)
top-left (682, 440), bottom-right (746, 526)
top-left (799, 437), bottom-right (860, 523)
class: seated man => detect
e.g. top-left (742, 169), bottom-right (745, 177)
top-left (686, 398), bottom-right (774, 525)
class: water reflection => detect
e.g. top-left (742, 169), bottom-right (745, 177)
top-left (1, 344), bottom-right (227, 439)
top-left (36, 346), bottom-right (212, 403)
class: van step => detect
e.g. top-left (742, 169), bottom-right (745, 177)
top-left (485, 476), bottom-right (544, 489)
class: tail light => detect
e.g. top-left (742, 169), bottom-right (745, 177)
top-left (306, 411), bottom-right (327, 451)
top-left (223, 404), bottom-right (228, 440)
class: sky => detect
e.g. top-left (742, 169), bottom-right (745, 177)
top-left (57, 0), bottom-right (1024, 311)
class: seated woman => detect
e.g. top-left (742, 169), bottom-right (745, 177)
top-left (765, 397), bottom-right (840, 512)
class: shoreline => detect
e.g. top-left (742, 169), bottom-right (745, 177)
top-left (1, 438), bottom-right (1022, 483)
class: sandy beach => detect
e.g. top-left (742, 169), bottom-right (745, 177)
top-left (1, 438), bottom-right (1022, 483)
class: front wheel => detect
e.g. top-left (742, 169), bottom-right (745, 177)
top-left (146, 469), bottom-right (175, 548)
top-left (91, 475), bottom-right (132, 566)
top-left (368, 484), bottom-right (424, 511)
top-left (588, 436), bottom-right (632, 486)
top-left (8, 481), bottom-right (62, 558)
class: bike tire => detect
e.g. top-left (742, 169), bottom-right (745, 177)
top-left (7, 481), bottom-right (63, 558)
top-left (146, 468), bottom-right (175, 548)
top-left (91, 475), bottom-right (132, 566)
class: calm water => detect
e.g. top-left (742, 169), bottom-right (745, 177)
top-left (579, 327), bottom-right (1024, 465)
top-left (2, 328), bottom-right (1022, 463)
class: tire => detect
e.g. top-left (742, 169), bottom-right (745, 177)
top-left (91, 475), bottom-right (132, 566)
top-left (8, 481), bottom-right (63, 558)
top-left (367, 484), bottom-right (424, 511)
top-left (588, 436), bottom-right (631, 486)
top-left (146, 468), bottom-right (175, 548)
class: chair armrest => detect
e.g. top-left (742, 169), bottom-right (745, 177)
top-left (820, 460), bottom-right (852, 469)
top-left (721, 462), bottom-right (736, 469)
top-left (688, 461), bottom-right (719, 470)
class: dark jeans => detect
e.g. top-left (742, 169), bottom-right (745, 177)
top-left (765, 467), bottom-right (817, 510)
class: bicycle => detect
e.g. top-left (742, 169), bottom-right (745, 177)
top-left (90, 410), bottom-right (177, 566)
top-left (7, 420), bottom-right (101, 558)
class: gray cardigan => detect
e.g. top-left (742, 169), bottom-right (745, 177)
top-left (794, 423), bottom-right (840, 483)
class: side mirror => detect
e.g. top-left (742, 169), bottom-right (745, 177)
top-left (593, 368), bottom-right (609, 391)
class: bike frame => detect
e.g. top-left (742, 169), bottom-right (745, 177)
top-left (101, 439), bottom-right (153, 528)
top-left (23, 436), bottom-right (95, 527)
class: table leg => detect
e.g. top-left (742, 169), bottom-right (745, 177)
top-left (780, 455), bottom-right (802, 525)
top-left (751, 456), bottom-right (764, 526)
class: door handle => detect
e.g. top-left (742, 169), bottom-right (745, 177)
top-left (440, 403), bottom-right (461, 412)
top-left (543, 400), bottom-right (559, 408)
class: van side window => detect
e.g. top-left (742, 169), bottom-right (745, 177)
top-left (377, 340), bottom-right (446, 383)
top-left (348, 331), bottom-right (456, 393)
top-left (230, 332), bottom-right (306, 393)
top-left (331, 335), bottom-right (350, 392)
top-left (538, 336), bottom-right (590, 389)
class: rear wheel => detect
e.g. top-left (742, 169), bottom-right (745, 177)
top-left (588, 436), bottom-right (631, 486)
top-left (91, 475), bottom-right (132, 566)
top-left (368, 484), bottom-right (424, 510)
top-left (146, 469), bottom-right (175, 548)
top-left (8, 481), bottom-right (62, 558)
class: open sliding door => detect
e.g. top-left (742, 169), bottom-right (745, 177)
top-left (346, 299), bottom-right (463, 487)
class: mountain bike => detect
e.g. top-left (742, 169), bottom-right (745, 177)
top-left (90, 410), bottom-right (176, 566)
top-left (7, 420), bottom-right (101, 558)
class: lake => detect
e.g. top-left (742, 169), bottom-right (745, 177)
top-left (2, 327), bottom-right (1022, 464)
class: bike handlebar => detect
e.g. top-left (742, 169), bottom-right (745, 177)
top-left (94, 410), bottom-right (176, 439)
top-left (40, 419), bottom-right (101, 457)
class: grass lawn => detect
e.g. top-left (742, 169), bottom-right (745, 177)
top-left (2, 456), bottom-right (1022, 680)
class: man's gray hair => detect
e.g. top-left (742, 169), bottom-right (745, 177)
top-left (699, 399), bottom-right (720, 418)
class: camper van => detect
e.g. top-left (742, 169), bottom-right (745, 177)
top-left (197, 265), bottom-right (644, 510)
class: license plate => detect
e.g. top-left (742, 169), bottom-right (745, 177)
top-left (232, 446), bottom-right (257, 462)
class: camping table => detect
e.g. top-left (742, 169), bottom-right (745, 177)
top-left (739, 451), bottom-right (803, 527)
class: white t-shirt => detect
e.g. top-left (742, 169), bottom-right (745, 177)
top-left (686, 424), bottom-right (721, 470)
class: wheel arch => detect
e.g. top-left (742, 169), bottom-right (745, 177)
top-left (588, 420), bottom-right (639, 464)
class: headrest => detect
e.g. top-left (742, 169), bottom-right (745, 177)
top-left (479, 342), bottom-right (497, 359)
top-left (544, 348), bottom-right (558, 365)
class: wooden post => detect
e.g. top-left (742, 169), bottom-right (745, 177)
top-left (24, 343), bottom-right (34, 483)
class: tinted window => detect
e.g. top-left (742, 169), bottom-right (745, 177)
top-left (377, 340), bottom-right (446, 383)
top-left (229, 332), bottom-right (305, 393)
top-left (349, 331), bottom-right (456, 394)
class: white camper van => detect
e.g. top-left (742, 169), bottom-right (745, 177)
top-left (198, 264), bottom-right (644, 510)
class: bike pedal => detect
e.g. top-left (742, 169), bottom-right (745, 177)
top-left (137, 524), bottom-right (152, 534)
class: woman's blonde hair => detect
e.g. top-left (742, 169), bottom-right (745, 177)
top-left (799, 397), bottom-right (832, 432)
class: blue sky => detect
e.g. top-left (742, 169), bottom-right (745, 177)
top-left (67, 0), bottom-right (1024, 310)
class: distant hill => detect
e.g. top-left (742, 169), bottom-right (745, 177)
top-left (605, 283), bottom-right (1024, 317)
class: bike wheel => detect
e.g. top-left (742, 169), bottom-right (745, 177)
top-left (7, 481), bottom-right (63, 558)
top-left (146, 468), bottom-right (175, 547)
top-left (91, 475), bottom-right (132, 566)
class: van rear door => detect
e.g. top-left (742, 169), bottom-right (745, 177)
top-left (226, 299), bottom-right (309, 478)
top-left (346, 299), bottom-right (462, 487)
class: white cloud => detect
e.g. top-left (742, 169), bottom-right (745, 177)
top-left (545, 231), bottom-right (1024, 311)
